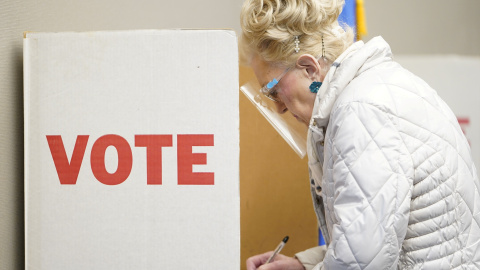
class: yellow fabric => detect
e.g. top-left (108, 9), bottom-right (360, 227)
top-left (356, 0), bottom-right (368, 40)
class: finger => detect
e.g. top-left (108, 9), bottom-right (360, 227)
top-left (256, 257), bottom-right (283, 270)
top-left (257, 262), bottom-right (279, 270)
top-left (258, 255), bottom-right (304, 270)
top-left (246, 252), bottom-right (274, 270)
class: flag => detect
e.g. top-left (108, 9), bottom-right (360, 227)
top-left (338, 0), bottom-right (368, 40)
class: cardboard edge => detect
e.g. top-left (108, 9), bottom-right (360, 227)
top-left (22, 29), bottom-right (237, 38)
top-left (23, 31), bottom-right (33, 39)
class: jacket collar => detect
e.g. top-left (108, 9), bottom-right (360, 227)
top-left (309, 36), bottom-right (393, 129)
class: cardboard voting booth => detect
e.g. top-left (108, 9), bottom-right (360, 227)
top-left (24, 30), bottom-right (239, 269)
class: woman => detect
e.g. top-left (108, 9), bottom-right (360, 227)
top-left (241, 0), bottom-right (480, 269)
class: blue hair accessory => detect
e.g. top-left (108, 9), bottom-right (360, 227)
top-left (309, 81), bottom-right (322, 93)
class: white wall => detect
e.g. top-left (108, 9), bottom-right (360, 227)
top-left (1, 1), bottom-right (480, 269)
top-left (363, 1), bottom-right (480, 55)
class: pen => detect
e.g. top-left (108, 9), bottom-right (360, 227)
top-left (265, 236), bottom-right (289, 264)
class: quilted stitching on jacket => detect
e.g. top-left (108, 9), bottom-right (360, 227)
top-left (304, 37), bottom-right (480, 270)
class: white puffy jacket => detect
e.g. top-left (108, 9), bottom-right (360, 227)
top-left (295, 37), bottom-right (480, 269)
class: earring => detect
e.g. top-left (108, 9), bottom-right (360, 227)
top-left (294, 36), bottom-right (300, 53)
top-left (309, 81), bottom-right (322, 93)
top-left (309, 35), bottom-right (325, 94)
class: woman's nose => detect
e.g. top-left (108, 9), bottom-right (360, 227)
top-left (274, 101), bottom-right (288, 114)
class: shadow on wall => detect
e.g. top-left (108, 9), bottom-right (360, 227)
top-left (13, 46), bottom-right (25, 269)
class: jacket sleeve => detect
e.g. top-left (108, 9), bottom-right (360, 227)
top-left (317, 101), bottom-right (413, 269)
top-left (295, 246), bottom-right (327, 270)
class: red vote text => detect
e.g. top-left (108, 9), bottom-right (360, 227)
top-left (46, 134), bottom-right (214, 185)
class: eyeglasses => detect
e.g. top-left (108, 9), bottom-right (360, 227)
top-left (260, 68), bottom-right (290, 102)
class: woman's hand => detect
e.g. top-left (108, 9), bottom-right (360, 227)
top-left (246, 251), bottom-right (305, 270)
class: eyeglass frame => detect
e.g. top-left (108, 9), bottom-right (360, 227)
top-left (259, 67), bottom-right (291, 102)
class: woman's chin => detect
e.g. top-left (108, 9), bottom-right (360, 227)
top-left (293, 114), bottom-right (308, 126)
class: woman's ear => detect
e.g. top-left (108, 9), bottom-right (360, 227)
top-left (295, 54), bottom-right (322, 81)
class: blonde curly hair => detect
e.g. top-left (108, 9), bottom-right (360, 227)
top-left (240, 0), bottom-right (354, 66)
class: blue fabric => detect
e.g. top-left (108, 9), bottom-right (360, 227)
top-left (318, 228), bottom-right (325, 246)
top-left (338, 0), bottom-right (356, 40)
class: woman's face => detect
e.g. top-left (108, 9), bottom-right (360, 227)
top-left (251, 55), bottom-right (317, 126)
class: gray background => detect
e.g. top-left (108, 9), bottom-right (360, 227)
top-left (2, 0), bottom-right (479, 269)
